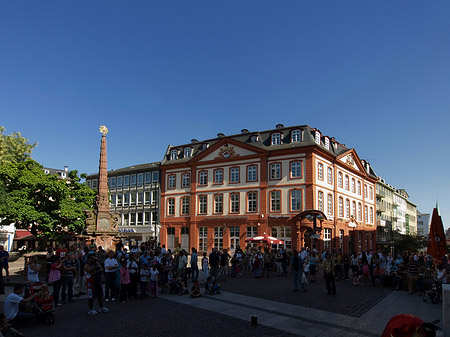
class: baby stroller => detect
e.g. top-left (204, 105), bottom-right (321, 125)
top-left (29, 283), bottom-right (55, 325)
top-left (423, 282), bottom-right (442, 304)
top-left (169, 277), bottom-right (185, 295)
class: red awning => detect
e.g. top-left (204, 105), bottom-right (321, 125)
top-left (14, 229), bottom-right (36, 241)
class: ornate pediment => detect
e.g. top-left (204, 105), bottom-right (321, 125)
top-left (215, 145), bottom-right (240, 160)
top-left (339, 154), bottom-right (360, 171)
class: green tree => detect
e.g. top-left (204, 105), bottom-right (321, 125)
top-left (0, 127), bottom-right (37, 165)
top-left (0, 160), bottom-right (96, 239)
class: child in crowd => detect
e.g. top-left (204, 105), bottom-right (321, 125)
top-left (149, 263), bottom-right (159, 298)
top-left (37, 283), bottom-right (50, 300)
top-left (140, 264), bottom-right (149, 299)
top-left (190, 281), bottom-right (202, 298)
top-left (120, 260), bottom-right (130, 303)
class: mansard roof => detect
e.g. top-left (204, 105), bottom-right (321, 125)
top-left (161, 124), bottom-right (376, 178)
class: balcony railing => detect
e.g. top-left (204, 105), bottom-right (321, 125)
top-left (376, 189), bottom-right (386, 198)
top-left (376, 204), bottom-right (387, 213)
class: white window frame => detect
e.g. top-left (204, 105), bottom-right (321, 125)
top-left (230, 193), bottom-right (240, 213)
top-left (182, 173), bottom-right (190, 188)
top-left (290, 161), bottom-right (302, 178)
top-left (270, 163), bottom-right (281, 180)
top-left (290, 190), bottom-right (302, 211)
top-left (291, 129), bottom-right (301, 142)
top-left (199, 171), bottom-right (208, 185)
top-left (271, 133), bottom-right (281, 145)
top-left (323, 228), bottom-right (331, 250)
top-left (270, 190), bottom-right (281, 212)
top-left (247, 165), bottom-right (257, 182)
top-left (184, 147), bottom-right (192, 158)
top-left (199, 227), bottom-right (208, 251)
top-left (318, 163), bottom-right (323, 180)
top-left (167, 198), bottom-right (175, 216)
top-left (199, 195), bottom-right (207, 214)
top-left (181, 196), bottom-right (190, 215)
top-left (247, 192), bottom-right (257, 212)
top-left (230, 167), bottom-right (240, 183)
top-left (214, 169), bottom-right (223, 184)
top-left (214, 194), bottom-right (223, 213)
top-left (318, 191), bottom-right (324, 212)
top-left (168, 175), bottom-right (176, 189)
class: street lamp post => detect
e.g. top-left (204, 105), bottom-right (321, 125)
top-left (299, 210), bottom-right (327, 250)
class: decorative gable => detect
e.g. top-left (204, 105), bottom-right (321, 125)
top-left (199, 144), bottom-right (258, 162)
top-left (339, 154), bottom-right (360, 171)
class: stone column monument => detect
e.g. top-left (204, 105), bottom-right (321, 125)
top-left (85, 125), bottom-right (120, 250)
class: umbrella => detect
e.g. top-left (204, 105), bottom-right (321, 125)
top-left (245, 232), bottom-right (284, 245)
top-left (427, 206), bottom-right (446, 260)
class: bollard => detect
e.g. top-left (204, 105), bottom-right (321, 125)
top-left (251, 315), bottom-right (258, 326)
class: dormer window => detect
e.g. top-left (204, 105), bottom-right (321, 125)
top-left (315, 131), bottom-right (321, 145)
top-left (271, 133), bottom-right (281, 145)
top-left (250, 135), bottom-right (258, 142)
top-left (184, 147), bottom-right (192, 158)
top-left (324, 137), bottom-right (330, 150)
top-left (170, 150), bottom-right (178, 160)
top-left (291, 129), bottom-right (301, 143)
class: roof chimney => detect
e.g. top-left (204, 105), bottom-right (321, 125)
top-left (191, 139), bottom-right (198, 144)
top-left (217, 133), bottom-right (225, 138)
top-left (64, 166), bottom-right (68, 172)
top-left (241, 129), bottom-right (249, 134)
top-left (276, 124), bottom-right (284, 129)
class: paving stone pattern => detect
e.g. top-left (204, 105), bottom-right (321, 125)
top-left (219, 272), bottom-right (393, 317)
top-left (20, 297), bottom-right (300, 337)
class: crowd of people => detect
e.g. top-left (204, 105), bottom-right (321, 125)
top-left (3, 239), bottom-right (450, 332)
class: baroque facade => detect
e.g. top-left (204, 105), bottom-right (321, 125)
top-left (159, 124), bottom-right (377, 254)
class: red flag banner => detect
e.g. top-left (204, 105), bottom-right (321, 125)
top-left (427, 208), bottom-right (447, 259)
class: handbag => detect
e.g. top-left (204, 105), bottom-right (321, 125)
top-left (49, 269), bottom-right (61, 283)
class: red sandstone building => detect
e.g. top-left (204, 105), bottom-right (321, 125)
top-left (159, 124), bottom-right (377, 254)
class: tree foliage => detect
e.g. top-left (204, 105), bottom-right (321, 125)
top-left (0, 160), bottom-right (96, 239)
top-left (0, 127), bottom-right (37, 165)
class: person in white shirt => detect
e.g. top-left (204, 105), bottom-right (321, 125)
top-left (104, 251), bottom-right (119, 302)
top-left (4, 285), bottom-right (37, 326)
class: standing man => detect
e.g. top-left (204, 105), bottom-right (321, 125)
top-left (298, 248), bottom-right (308, 292)
top-left (104, 251), bottom-right (119, 302)
top-left (407, 256), bottom-right (420, 295)
top-left (323, 252), bottom-right (336, 296)
top-left (0, 245), bottom-right (10, 281)
top-left (84, 252), bottom-right (109, 315)
top-left (61, 252), bottom-right (77, 303)
top-left (191, 248), bottom-right (199, 282)
top-left (209, 248), bottom-right (219, 280)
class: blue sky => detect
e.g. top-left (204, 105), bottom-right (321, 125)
top-left (1, 1), bottom-right (449, 228)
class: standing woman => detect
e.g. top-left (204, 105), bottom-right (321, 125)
top-left (127, 253), bottom-right (139, 300)
top-left (323, 252), bottom-right (336, 296)
top-left (25, 256), bottom-right (41, 284)
top-left (351, 252), bottom-right (360, 285)
top-left (50, 256), bottom-right (63, 306)
top-left (201, 252), bottom-right (209, 283)
top-left (308, 251), bottom-right (318, 283)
